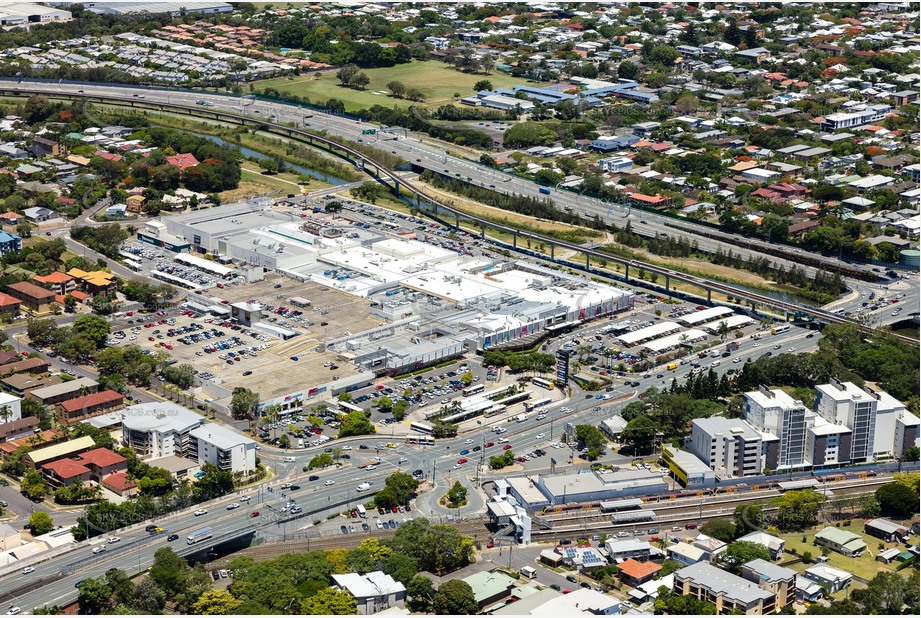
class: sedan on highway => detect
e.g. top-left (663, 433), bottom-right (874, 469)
top-left (194, 509), bottom-right (208, 516)
top-left (167, 534), bottom-right (179, 542)
top-left (503, 444), bottom-right (512, 450)
top-left (21, 567), bottom-right (34, 575)
top-left (457, 458), bottom-right (468, 464)
top-left (107, 536), bottom-right (121, 544)
top-left (324, 480), bottom-right (336, 486)
top-left (227, 502), bottom-right (240, 510)
top-left (464, 439), bottom-right (474, 444)
top-left (536, 433), bottom-right (545, 439)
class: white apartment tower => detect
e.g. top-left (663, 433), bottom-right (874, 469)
top-left (814, 380), bottom-right (877, 462)
top-left (744, 387), bottom-right (809, 470)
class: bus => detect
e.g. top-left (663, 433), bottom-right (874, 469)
top-left (771, 325), bottom-right (791, 335)
top-left (187, 526), bottom-right (213, 545)
top-left (532, 378), bottom-right (555, 391)
top-left (356, 504), bottom-right (367, 518)
top-left (462, 384), bottom-right (485, 397)
top-left (337, 400), bottom-right (364, 415)
top-left (405, 433), bottom-right (435, 446)
top-left (525, 397), bottom-right (552, 413)
top-left (124, 259), bottom-right (142, 272)
top-left (409, 421), bottom-right (434, 435)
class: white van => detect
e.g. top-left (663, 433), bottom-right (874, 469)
top-left (297, 439), bottom-right (305, 449)
top-left (356, 482), bottom-right (371, 492)
top-left (521, 566), bottom-right (537, 579)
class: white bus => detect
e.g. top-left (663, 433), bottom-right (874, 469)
top-left (771, 325), bottom-right (791, 335)
top-left (187, 526), bottom-right (213, 545)
top-left (462, 384), bottom-right (485, 396)
top-left (409, 421), bottom-right (434, 435)
top-left (532, 378), bottom-right (555, 390)
top-left (356, 504), bottom-right (367, 518)
top-left (405, 434), bottom-right (435, 446)
top-left (124, 259), bottom-right (142, 272)
top-left (525, 397), bottom-right (552, 413)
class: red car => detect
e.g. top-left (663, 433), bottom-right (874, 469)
top-left (516, 456), bottom-right (526, 462)
top-left (502, 444), bottom-right (512, 450)
top-left (485, 442), bottom-right (495, 448)
top-left (126, 311), bottom-right (133, 316)
top-left (650, 536), bottom-right (661, 542)
top-left (250, 511), bottom-right (259, 518)
top-left (457, 458), bottom-right (468, 464)
top-left (391, 506), bottom-right (399, 513)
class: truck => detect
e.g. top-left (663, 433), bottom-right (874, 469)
top-left (539, 187), bottom-right (551, 195)
top-left (187, 527), bottom-right (213, 545)
top-left (515, 414), bottom-right (528, 423)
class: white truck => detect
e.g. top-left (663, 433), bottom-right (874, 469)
top-left (515, 414), bottom-right (528, 423)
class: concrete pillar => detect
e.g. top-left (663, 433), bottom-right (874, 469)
top-left (624, 264), bottom-right (629, 280)
top-left (513, 233), bottom-right (517, 249)
top-left (707, 289), bottom-right (712, 303)
top-left (550, 244), bottom-right (555, 259)
top-left (665, 274), bottom-right (670, 293)
top-left (455, 214), bottom-right (460, 229)
top-left (480, 223), bottom-right (485, 239)
top-left (585, 254), bottom-right (590, 269)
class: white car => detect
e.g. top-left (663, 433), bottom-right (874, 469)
top-left (21, 567), bottom-right (34, 575)
top-left (498, 437), bottom-right (509, 444)
top-left (107, 536), bottom-right (121, 544)
top-left (399, 457), bottom-right (407, 463)
top-left (365, 465), bottom-right (377, 471)
top-left (226, 502), bottom-right (240, 510)
top-left (7, 607), bottom-right (20, 615)
top-left (452, 464), bottom-right (461, 470)
top-left (194, 509), bottom-right (208, 516)
top-left (342, 445), bottom-right (352, 450)
top-left (280, 482), bottom-right (292, 489)
top-left (536, 433), bottom-right (545, 439)
top-left (283, 456), bottom-right (296, 463)
top-left (93, 545), bottom-right (107, 554)
top-left (464, 439), bottom-right (474, 445)
top-left (324, 480), bottom-right (336, 486)
top-left (787, 348), bottom-right (795, 353)
top-left (239, 495), bottom-right (251, 502)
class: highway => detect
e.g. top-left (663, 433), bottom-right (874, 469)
top-left (0, 79), bottom-right (896, 284)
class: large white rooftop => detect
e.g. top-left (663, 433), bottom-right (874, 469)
top-left (677, 306), bottom-right (734, 326)
top-left (190, 423), bottom-right (255, 450)
top-left (121, 402), bottom-right (204, 433)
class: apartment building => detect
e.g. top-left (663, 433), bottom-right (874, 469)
top-left (814, 380), bottom-right (877, 462)
top-left (688, 417), bottom-right (763, 477)
top-left (189, 423), bottom-right (256, 474)
top-left (673, 562), bottom-right (776, 615)
top-left (820, 104), bottom-right (892, 131)
top-left (121, 402), bottom-right (205, 459)
top-left (743, 387), bottom-right (808, 470)
top-left (741, 560), bottom-right (797, 610)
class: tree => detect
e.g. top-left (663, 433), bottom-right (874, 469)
top-left (734, 504), bottom-right (764, 536)
top-left (719, 541), bottom-right (771, 574)
top-left (338, 410), bottom-right (376, 438)
top-left (574, 424), bottom-right (607, 459)
top-left (16, 221), bottom-right (32, 238)
top-left (445, 480), bottom-right (467, 506)
top-left (875, 482), bottom-right (917, 518)
top-left (230, 388), bottom-right (260, 419)
top-left (299, 588), bottom-right (357, 615)
top-left (392, 399), bottom-right (410, 421)
top-left (621, 415), bottom-right (658, 453)
top-left (71, 314), bottom-right (111, 348)
top-left (374, 472), bottom-right (420, 508)
top-left (473, 79), bottom-right (493, 93)
top-left (700, 519), bottom-right (736, 544)
top-left (773, 489), bottom-right (823, 531)
top-left (149, 547), bottom-right (188, 596)
top-left (407, 575), bottom-right (435, 612)
top-left (77, 577), bottom-right (113, 615)
top-left (432, 579), bottom-right (478, 615)
top-left (480, 55), bottom-right (495, 75)
top-left (192, 590), bottom-right (243, 616)
top-left (24, 95), bottom-right (55, 124)
top-left (336, 64), bottom-right (359, 86)
top-left (308, 453), bottom-right (333, 470)
top-left (390, 519), bottom-right (474, 575)
top-left (617, 61), bottom-right (639, 80)
top-left (352, 72), bottom-right (371, 90)
top-left (131, 577), bottom-right (166, 614)
top-left (386, 80), bottom-right (406, 98)
top-left (29, 511), bottom-right (54, 535)
top-left (21, 470), bottom-right (49, 500)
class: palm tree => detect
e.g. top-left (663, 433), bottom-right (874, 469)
top-left (716, 321), bottom-right (730, 342)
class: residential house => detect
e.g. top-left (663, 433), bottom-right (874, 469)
top-left (628, 192), bottom-right (673, 210)
top-left (0, 292), bottom-right (20, 318)
top-left (28, 377), bottom-right (98, 407)
top-left (864, 518), bottom-right (909, 543)
top-left (461, 571), bottom-right (518, 609)
top-left (33, 272), bottom-right (76, 296)
top-left (22, 207), bottom-right (58, 223)
top-left (673, 562), bottom-right (776, 615)
top-left (0, 373), bottom-right (61, 397)
top-left (524, 588), bottom-right (621, 615)
top-left (0, 231), bottom-right (21, 256)
top-left (66, 268), bottom-right (116, 295)
top-left (58, 390), bottom-right (125, 423)
top-left (741, 559), bottom-right (796, 610)
top-left (101, 471), bottom-right (138, 497)
top-left (23, 434), bottom-right (95, 469)
top-left (801, 563), bottom-right (852, 594)
top-left (736, 531), bottom-right (785, 561)
top-left (165, 153), bottom-right (200, 172)
top-left (28, 136), bottom-right (66, 158)
top-left (73, 447), bottom-right (128, 481)
top-left (331, 571), bottom-right (406, 615)
top-left (814, 527), bottom-right (867, 557)
top-left (0, 212), bottom-right (22, 226)
top-left (40, 458), bottom-right (92, 487)
top-left (0, 357), bottom-right (50, 378)
top-left (6, 281), bottom-right (56, 313)
top-left (618, 558), bottom-right (661, 587)
top-left (0, 416), bottom-right (38, 443)
top-left (604, 539), bottom-right (657, 563)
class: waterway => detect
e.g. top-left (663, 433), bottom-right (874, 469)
top-left (193, 132), bottom-right (349, 186)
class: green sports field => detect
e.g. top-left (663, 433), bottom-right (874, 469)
top-left (253, 61), bottom-right (527, 112)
